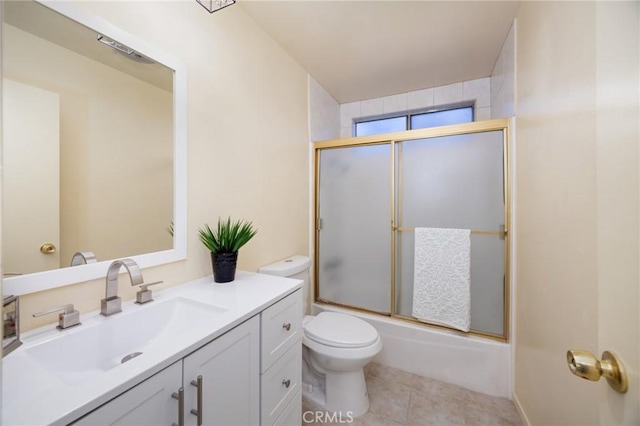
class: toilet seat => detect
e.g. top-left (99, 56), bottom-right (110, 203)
top-left (304, 312), bottom-right (378, 348)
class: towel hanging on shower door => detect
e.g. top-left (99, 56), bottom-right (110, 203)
top-left (412, 227), bottom-right (471, 332)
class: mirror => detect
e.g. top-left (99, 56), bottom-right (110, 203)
top-left (2, 0), bottom-right (187, 296)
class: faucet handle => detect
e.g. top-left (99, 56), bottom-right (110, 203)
top-left (135, 281), bottom-right (164, 305)
top-left (33, 304), bottom-right (81, 330)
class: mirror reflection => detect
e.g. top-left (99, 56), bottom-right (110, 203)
top-left (2, 1), bottom-right (174, 276)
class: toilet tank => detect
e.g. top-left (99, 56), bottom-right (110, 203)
top-left (259, 255), bottom-right (311, 313)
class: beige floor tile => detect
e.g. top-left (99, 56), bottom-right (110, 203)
top-left (463, 392), bottom-right (522, 425)
top-left (366, 362), bottom-right (415, 387)
top-left (304, 363), bottom-right (523, 426)
top-left (367, 374), bottom-right (411, 424)
top-left (410, 375), bottom-right (470, 404)
top-left (351, 410), bottom-right (406, 426)
top-left (407, 392), bottom-right (465, 426)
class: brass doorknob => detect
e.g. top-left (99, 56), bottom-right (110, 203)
top-left (566, 350), bottom-right (628, 393)
top-left (40, 243), bottom-right (57, 254)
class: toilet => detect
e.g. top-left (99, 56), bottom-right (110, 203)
top-left (259, 255), bottom-right (382, 418)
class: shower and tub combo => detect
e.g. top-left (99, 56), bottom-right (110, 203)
top-left (313, 119), bottom-right (513, 399)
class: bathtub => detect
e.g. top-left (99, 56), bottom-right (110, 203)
top-left (312, 303), bottom-right (512, 399)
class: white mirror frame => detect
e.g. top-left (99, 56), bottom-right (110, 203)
top-left (3, 0), bottom-right (187, 296)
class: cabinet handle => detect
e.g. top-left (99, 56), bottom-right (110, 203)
top-left (171, 387), bottom-right (184, 426)
top-left (282, 322), bottom-right (291, 331)
top-left (282, 379), bottom-right (291, 388)
top-left (190, 375), bottom-right (203, 426)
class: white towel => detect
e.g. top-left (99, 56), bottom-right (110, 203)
top-left (412, 227), bottom-right (471, 332)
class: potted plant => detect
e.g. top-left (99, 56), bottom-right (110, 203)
top-left (199, 217), bottom-right (257, 283)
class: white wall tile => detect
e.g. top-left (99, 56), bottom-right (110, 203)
top-left (434, 82), bottom-right (463, 105)
top-left (476, 107), bottom-right (492, 121)
top-left (360, 97), bottom-right (384, 117)
top-left (490, 73), bottom-right (502, 107)
top-left (309, 76), bottom-right (340, 141)
top-left (491, 48), bottom-right (505, 103)
top-left (340, 77), bottom-right (494, 126)
top-left (382, 93), bottom-right (408, 114)
top-left (463, 78), bottom-right (490, 108)
top-left (490, 22), bottom-right (515, 119)
top-left (340, 101), bottom-right (361, 127)
top-left (407, 88), bottom-right (434, 110)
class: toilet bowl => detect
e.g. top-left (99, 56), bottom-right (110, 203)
top-left (302, 312), bottom-right (382, 417)
top-left (258, 256), bottom-right (382, 418)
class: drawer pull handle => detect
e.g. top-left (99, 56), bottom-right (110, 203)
top-left (282, 322), bottom-right (291, 331)
top-left (282, 379), bottom-right (291, 388)
top-left (171, 387), bottom-right (184, 426)
top-left (190, 375), bottom-right (203, 426)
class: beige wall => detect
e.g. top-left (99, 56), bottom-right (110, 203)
top-left (3, 23), bottom-right (173, 268)
top-left (15, 1), bottom-right (310, 331)
top-left (515, 1), bottom-right (639, 424)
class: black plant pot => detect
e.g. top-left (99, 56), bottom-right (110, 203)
top-left (211, 252), bottom-right (238, 283)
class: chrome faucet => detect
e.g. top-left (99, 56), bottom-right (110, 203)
top-left (101, 258), bottom-right (143, 316)
top-left (33, 303), bottom-right (81, 330)
top-left (70, 251), bottom-right (97, 266)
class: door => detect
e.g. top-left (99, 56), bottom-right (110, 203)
top-left (593, 2), bottom-right (639, 423)
top-left (183, 316), bottom-right (260, 426)
top-left (515, 1), bottom-right (639, 424)
top-left (2, 79), bottom-right (60, 274)
top-left (73, 361), bottom-right (182, 425)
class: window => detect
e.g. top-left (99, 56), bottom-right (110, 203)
top-left (354, 105), bottom-right (473, 137)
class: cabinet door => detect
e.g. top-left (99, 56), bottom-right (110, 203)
top-left (73, 361), bottom-right (182, 426)
top-left (183, 316), bottom-right (260, 426)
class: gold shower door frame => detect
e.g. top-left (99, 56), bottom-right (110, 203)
top-left (314, 118), bottom-right (511, 342)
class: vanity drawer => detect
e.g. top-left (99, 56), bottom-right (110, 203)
top-left (261, 344), bottom-right (302, 425)
top-left (273, 390), bottom-right (301, 426)
top-left (261, 290), bottom-right (302, 371)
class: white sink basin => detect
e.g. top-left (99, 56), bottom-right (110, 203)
top-left (24, 297), bottom-right (228, 385)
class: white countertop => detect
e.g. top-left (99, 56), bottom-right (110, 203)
top-left (2, 271), bottom-right (302, 426)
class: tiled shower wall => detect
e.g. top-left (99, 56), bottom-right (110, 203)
top-left (339, 77), bottom-right (492, 138)
top-left (490, 23), bottom-right (515, 119)
top-left (308, 76), bottom-right (340, 142)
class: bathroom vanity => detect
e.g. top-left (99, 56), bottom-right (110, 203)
top-left (2, 272), bottom-right (302, 426)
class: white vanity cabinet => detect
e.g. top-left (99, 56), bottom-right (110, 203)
top-left (72, 316), bottom-right (260, 426)
top-left (183, 315), bottom-right (260, 426)
top-left (260, 290), bottom-right (303, 425)
top-left (73, 361), bottom-right (183, 425)
top-left (68, 289), bottom-right (301, 426)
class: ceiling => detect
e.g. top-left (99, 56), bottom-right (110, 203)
top-left (240, 1), bottom-right (521, 103)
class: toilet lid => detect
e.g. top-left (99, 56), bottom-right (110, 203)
top-left (304, 312), bottom-right (378, 348)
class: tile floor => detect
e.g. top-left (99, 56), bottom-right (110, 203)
top-left (302, 362), bottom-right (522, 426)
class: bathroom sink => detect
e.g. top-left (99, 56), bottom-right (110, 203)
top-left (24, 297), bottom-right (228, 385)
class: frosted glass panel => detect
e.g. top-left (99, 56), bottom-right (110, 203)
top-left (398, 131), bottom-right (504, 229)
top-left (395, 131), bottom-right (505, 335)
top-left (318, 144), bottom-right (391, 313)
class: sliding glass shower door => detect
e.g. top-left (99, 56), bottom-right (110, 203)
top-left (314, 120), bottom-right (510, 339)
top-left (395, 131), bottom-right (506, 335)
top-left (316, 144), bottom-right (391, 313)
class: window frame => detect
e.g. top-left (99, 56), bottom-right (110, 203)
top-left (353, 101), bottom-right (475, 137)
